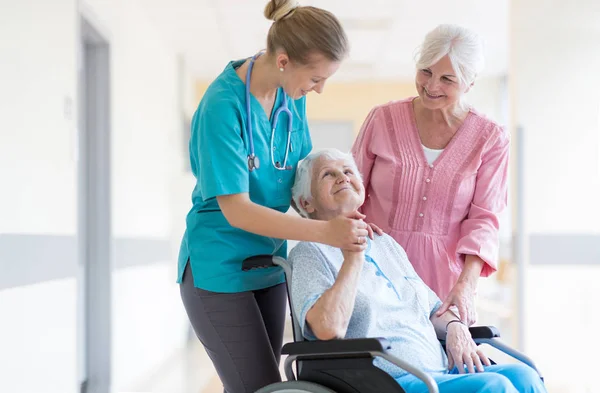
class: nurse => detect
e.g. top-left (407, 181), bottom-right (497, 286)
top-left (177, 1), bottom-right (372, 392)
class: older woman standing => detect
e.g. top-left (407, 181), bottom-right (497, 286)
top-left (351, 24), bottom-right (510, 325)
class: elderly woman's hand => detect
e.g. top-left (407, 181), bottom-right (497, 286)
top-left (324, 211), bottom-right (369, 252)
top-left (445, 321), bottom-right (491, 374)
top-left (436, 280), bottom-right (478, 326)
top-left (341, 248), bottom-right (365, 263)
top-left (366, 222), bottom-right (384, 239)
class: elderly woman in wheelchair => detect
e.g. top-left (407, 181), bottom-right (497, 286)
top-left (275, 148), bottom-right (545, 393)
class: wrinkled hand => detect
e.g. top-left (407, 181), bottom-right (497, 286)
top-left (436, 280), bottom-right (478, 326)
top-left (366, 222), bottom-right (384, 239)
top-left (341, 248), bottom-right (365, 264)
top-left (325, 211), bottom-right (369, 252)
top-left (445, 322), bottom-right (491, 373)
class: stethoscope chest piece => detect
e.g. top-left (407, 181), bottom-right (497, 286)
top-left (244, 52), bottom-right (293, 173)
top-left (248, 154), bottom-right (260, 171)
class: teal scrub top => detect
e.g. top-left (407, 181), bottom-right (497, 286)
top-left (177, 58), bottom-right (313, 293)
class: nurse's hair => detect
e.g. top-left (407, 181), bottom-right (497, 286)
top-left (415, 24), bottom-right (485, 108)
top-left (292, 149), bottom-right (362, 218)
top-left (264, 0), bottom-right (349, 64)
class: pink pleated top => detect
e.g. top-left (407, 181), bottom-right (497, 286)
top-left (351, 98), bottom-right (510, 299)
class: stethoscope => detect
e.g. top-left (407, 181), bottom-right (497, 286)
top-left (245, 52), bottom-right (294, 172)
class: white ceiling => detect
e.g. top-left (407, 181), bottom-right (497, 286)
top-left (143, 0), bottom-right (509, 82)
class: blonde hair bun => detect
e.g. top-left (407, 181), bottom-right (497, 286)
top-left (264, 0), bottom-right (299, 22)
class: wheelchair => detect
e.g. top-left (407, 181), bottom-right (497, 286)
top-left (242, 255), bottom-right (543, 393)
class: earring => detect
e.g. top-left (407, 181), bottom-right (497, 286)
top-left (279, 67), bottom-right (284, 72)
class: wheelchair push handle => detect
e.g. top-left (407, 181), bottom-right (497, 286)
top-left (242, 255), bottom-right (278, 271)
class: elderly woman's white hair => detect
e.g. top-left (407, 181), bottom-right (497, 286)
top-left (415, 24), bottom-right (485, 109)
top-left (292, 148), bottom-right (362, 218)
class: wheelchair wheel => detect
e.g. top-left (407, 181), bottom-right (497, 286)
top-left (255, 380), bottom-right (336, 393)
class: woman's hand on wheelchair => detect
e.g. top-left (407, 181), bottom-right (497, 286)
top-left (445, 322), bottom-right (491, 374)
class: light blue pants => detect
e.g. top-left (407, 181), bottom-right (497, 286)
top-left (396, 364), bottom-right (546, 393)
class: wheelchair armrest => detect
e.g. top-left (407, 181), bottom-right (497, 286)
top-left (446, 325), bottom-right (542, 381)
top-left (469, 335), bottom-right (544, 381)
top-left (282, 338), bottom-right (439, 393)
top-left (439, 325), bottom-right (500, 347)
top-left (469, 325), bottom-right (500, 339)
top-left (282, 337), bottom-right (391, 358)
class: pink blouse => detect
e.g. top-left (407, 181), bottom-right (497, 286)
top-left (351, 98), bottom-right (510, 299)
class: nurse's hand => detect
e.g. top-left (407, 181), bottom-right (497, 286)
top-left (325, 211), bottom-right (369, 252)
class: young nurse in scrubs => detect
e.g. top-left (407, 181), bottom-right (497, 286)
top-left (177, 1), bottom-right (378, 392)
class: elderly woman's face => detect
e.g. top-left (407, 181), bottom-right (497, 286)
top-left (303, 157), bottom-right (365, 220)
top-left (415, 55), bottom-right (469, 111)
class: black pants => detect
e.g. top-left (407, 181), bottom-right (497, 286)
top-left (179, 262), bottom-right (287, 393)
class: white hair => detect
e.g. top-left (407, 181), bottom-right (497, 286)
top-left (415, 24), bottom-right (485, 110)
top-left (292, 148), bottom-right (362, 218)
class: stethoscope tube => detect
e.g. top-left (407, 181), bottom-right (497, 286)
top-left (245, 52), bottom-right (293, 172)
top-left (270, 99), bottom-right (293, 170)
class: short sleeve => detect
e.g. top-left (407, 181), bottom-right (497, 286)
top-left (288, 243), bottom-right (336, 340)
top-left (194, 98), bottom-right (249, 201)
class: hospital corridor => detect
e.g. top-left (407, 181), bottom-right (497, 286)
top-left (1, 0), bottom-right (599, 392)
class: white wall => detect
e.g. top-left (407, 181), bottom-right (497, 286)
top-left (511, 1), bottom-right (600, 392)
top-left (0, 0), bottom-right (78, 236)
top-left (468, 75), bottom-right (508, 126)
top-left (0, 1), bottom-right (78, 392)
top-left (0, 0), bottom-right (196, 391)
top-left (513, 4), bottom-right (600, 235)
top-left (79, 0), bottom-right (198, 389)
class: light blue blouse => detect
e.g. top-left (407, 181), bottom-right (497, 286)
top-left (289, 233), bottom-right (448, 378)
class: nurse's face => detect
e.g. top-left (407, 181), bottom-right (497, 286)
top-left (303, 157), bottom-right (365, 221)
top-left (415, 55), bottom-right (471, 111)
top-left (278, 52), bottom-right (341, 100)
